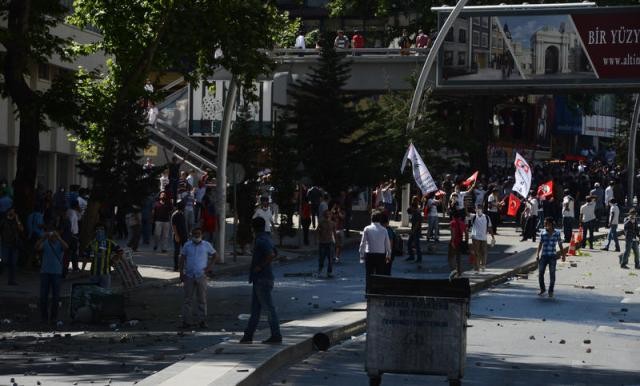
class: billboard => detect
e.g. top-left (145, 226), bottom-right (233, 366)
top-left (436, 6), bottom-right (640, 91)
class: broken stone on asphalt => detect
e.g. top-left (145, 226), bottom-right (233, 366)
top-left (625, 290), bottom-right (634, 294)
top-left (559, 339), bottom-right (566, 344)
top-left (586, 348), bottom-right (592, 353)
top-left (529, 335), bottom-right (535, 340)
top-left (583, 339), bottom-right (591, 344)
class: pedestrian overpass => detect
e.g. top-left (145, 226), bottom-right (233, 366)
top-left (148, 48), bottom-right (431, 173)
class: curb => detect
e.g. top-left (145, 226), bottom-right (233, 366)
top-left (225, 229), bottom-right (618, 386)
top-left (237, 318), bottom-right (367, 386)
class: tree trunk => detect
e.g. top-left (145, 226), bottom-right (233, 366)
top-left (12, 109), bottom-right (40, 218)
top-left (80, 199), bottom-right (102, 253)
top-left (4, 0), bottom-right (41, 219)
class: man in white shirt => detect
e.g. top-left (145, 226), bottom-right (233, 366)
top-left (359, 211), bottom-right (391, 293)
top-left (66, 202), bottom-right (81, 272)
top-left (602, 198), bottom-right (620, 252)
top-left (604, 180), bottom-right (615, 215)
top-left (580, 196), bottom-right (597, 249)
top-left (561, 189), bottom-right (575, 242)
top-left (295, 31), bottom-right (306, 49)
top-left (253, 196), bottom-right (274, 234)
top-left (470, 204), bottom-right (495, 272)
top-left (426, 195), bottom-right (440, 242)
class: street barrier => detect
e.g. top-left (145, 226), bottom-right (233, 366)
top-left (365, 276), bottom-right (471, 386)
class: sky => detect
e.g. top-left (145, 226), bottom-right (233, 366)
top-left (498, 15), bottom-right (572, 49)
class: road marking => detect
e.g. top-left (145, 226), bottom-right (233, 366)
top-left (621, 297), bottom-right (639, 304)
top-left (596, 325), bottom-right (640, 337)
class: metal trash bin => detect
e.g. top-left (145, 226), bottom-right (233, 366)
top-left (365, 275), bottom-right (471, 386)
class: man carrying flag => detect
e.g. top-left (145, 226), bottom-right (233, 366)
top-left (507, 193), bottom-right (521, 218)
top-left (513, 153), bottom-right (532, 198)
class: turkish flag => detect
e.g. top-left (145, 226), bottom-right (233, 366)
top-left (537, 180), bottom-right (554, 198)
top-left (462, 171), bottom-right (478, 187)
top-left (507, 193), bottom-right (521, 217)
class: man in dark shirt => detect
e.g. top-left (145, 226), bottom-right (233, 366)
top-left (171, 200), bottom-right (188, 271)
top-left (153, 192), bottom-right (173, 252)
top-left (168, 156), bottom-right (183, 202)
top-left (239, 217), bottom-right (282, 344)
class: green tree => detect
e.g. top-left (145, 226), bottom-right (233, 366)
top-left (286, 39), bottom-right (366, 195)
top-left (0, 0), bottom-right (74, 216)
top-left (60, 0), bottom-right (289, 239)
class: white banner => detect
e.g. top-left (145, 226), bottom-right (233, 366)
top-left (401, 143), bottom-right (438, 195)
top-left (512, 152), bottom-right (532, 198)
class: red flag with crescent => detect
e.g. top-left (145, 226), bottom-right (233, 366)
top-left (507, 193), bottom-right (521, 217)
top-left (462, 171), bottom-right (478, 187)
top-left (537, 180), bottom-right (554, 199)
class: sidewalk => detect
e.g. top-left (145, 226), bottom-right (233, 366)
top-left (135, 224), bottom-right (614, 386)
top-left (0, 218), bottom-right (361, 316)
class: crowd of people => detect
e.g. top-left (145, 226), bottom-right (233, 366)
top-left (294, 27), bottom-right (434, 53)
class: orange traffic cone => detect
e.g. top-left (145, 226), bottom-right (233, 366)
top-left (568, 233), bottom-right (577, 256)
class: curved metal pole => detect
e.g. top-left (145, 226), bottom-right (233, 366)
top-left (216, 79), bottom-right (239, 263)
top-left (627, 93), bottom-right (640, 207)
top-left (406, 0), bottom-right (469, 132)
top-left (401, 0), bottom-right (468, 227)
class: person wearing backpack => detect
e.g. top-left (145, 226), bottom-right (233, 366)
top-left (470, 204), bottom-right (495, 272)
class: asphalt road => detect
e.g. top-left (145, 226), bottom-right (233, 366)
top-left (0, 231), bottom-right (526, 386)
top-left (264, 246), bottom-right (640, 386)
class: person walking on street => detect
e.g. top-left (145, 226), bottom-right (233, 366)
top-left (448, 210), bottom-right (466, 279)
top-left (359, 211), bottom-right (391, 294)
top-left (317, 210), bottom-right (336, 278)
top-left (172, 200), bottom-right (188, 272)
top-left (301, 201), bottom-right (311, 246)
top-left (561, 189), bottom-right (575, 242)
top-left (0, 207), bottom-right (23, 285)
top-left (405, 197), bottom-right (423, 263)
top-left (253, 196), bottom-right (275, 234)
top-left (521, 191), bottom-right (538, 242)
top-left (426, 193), bottom-right (441, 242)
top-left (579, 195), bottom-right (597, 249)
top-left (153, 192), bottom-right (173, 252)
top-left (35, 227), bottom-right (68, 324)
top-left (178, 227), bottom-right (217, 328)
top-left (536, 217), bottom-right (565, 298)
top-left (239, 217), bottom-right (282, 344)
top-left (126, 205), bottom-right (142, 252)
top-left (602, 199), bottom-right (620, 252)
top-left (470, 204), bottom-right (495, 272)
top-left (330, 203), bottom-right (345, 262)
top-left (487, 188), bottom-right (501, 234)
top-left (620, 208), bottom-right (639, 269)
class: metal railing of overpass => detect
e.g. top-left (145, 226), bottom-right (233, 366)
top-left (268, 47), bottom-right (431, 59)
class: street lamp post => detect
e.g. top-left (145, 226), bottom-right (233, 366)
top-left (628, 93), bottom-right (640, 208)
